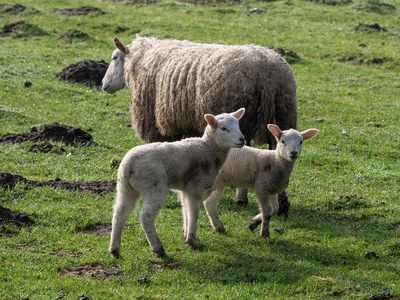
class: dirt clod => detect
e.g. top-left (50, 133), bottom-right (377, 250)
top-left (0, 204), bottom-right (34, 232)
top-left (56, 60), bottom-right (109, 86)
top-left (58, 263), bottom-right (122, 279)
top-left (1, 3), bottom-right (27, 14)
top-left (0, 123), bottom-right (92, 146)
top-left (53, 6), bottom-right (105, 16)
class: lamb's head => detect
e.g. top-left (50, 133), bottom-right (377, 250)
top-left (204, 108), bottom-right (246, 149)
top-left (268, 124), bottom-right (319, 162)
top-left (102, 37), bottom-right (128, 94)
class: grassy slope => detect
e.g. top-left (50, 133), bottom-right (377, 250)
top-left (0, 0), bottom-right (399, 299)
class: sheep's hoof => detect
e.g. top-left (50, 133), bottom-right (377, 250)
top-left (109, 248), bottom-right (120, 259)
top-left (153, 247), bottom-right (166, 258)
top-left (233, 196), bottom-right (248, 205)
top-left (233, 188), bottom-right (249, 205)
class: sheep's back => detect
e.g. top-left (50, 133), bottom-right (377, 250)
top-left (126, 38), bottom-right (297, 145)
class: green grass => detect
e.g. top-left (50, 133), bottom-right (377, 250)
top-left (1, 0), bottom-right (399, 299)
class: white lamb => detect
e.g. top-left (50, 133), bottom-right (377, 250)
top-left (109, 108), bottom-right (246, 258)
top-left (204, 124), bottom-right (318, 238)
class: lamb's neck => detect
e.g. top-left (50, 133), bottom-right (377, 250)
top-left (274, 152), bottom-right (296, 178)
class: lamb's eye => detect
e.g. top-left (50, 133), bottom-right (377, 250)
top-left (300, 140), bottom-right (303, 145)
top-left (112, 57), bottom-right (117, 61)
top-left (281, 140), bottom-right (285, 144)
top-left (221, 127), bottom-right (229, 132)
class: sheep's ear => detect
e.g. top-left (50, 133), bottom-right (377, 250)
top-left (231, 108), bottom-right (245, 120)
top-left (301, 129), bottom-right (319, 140)
top-left (114, 37), bottom-right (128, 54)
top-left (267, 124), bottom-right (283, 140)
top-left (204, 114), bottom-right (217, 128)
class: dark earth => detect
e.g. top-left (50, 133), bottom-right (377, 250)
top-left (0, 123), bottom-right (93, 146)
top-left (53, 6), bottom-right (105, 16)
top-left (56, 59), bottom-right (109, 87)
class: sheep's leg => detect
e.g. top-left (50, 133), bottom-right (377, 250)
top-left (140, 190), bottom-right (168, 257)
top-left (109, 183), bottom-right (140, 259)
top-left (204, 187), bottom-right (226, 233)
top-left (233, 188), bottom-right (249, 205)
top-left (258, 194), bottom-right (279, 237)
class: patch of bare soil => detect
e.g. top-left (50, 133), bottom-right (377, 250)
top-left (0, 172), bottom-right (116, 195)
top-left (53, 6), bottom-right (105, 16)
top-left (0, 123), bottom-right (93, 146)
top-left (0, 205), bottom-right (34, 237)
top-left (355, 23), bottom-right (388, 32)
top-left (58, 263), bottom-right (122, 279)
top-left (0, 19), bottom-right (25, 37)
top-left (0, 205), bottom-right (34, 227)
top-left (58, 29), bottom-right (90, 41)
top-left (56, 60), bottom-right (109, 87)
top-left (0, 3), bottom-right (27, 14)
top-left (78, 224), bottom-right (113, 236)
top-left (151, 260), bottom-right (182, 270)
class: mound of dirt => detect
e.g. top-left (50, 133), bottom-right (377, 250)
top-left (0, 3), bottom-right (27, 14)
top-left (355, 23), bottom-right (388, 32)
top-left (56, 60), bottom-right (109, 87)
top-left (58, 263), bottom-right (122, 279)
top-left (0, 205), bottom-right (34, 227)
top-left (0, 123), bottom-right (92, 146)
top-left (0, 172), bottom-right (116, 195)
top-left (0, 19), bottom-right (45, 38)
top-left (58, 29), bottom-right (90, 40)
top-left (54, 6), bottom-right (105, 16)
top-left (269, 46), bottom-right (302, 64)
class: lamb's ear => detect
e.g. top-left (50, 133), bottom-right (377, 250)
top-left (267, 124), bottom-right (283, 140)
top-left (204, 114), bottom-right (217, 128)
top-left (301, 129), bottom-right (319, 140)
top-left (114, 37), bottom-right (128, 54)
top-left (231, 108), bottom-right (245, 120)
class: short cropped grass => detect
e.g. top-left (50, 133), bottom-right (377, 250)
top-left (0, 0), bottom-right (399, 299)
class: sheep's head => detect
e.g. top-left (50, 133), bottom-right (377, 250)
top-left (268, 124), bottom-right (318, 162)
top-left (102, 37), bottom-right (128, 94)
top-left (204, 108), bottom-right (246, 150)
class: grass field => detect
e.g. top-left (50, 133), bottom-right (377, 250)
top-left (0, 0), bottom-right (399, 299)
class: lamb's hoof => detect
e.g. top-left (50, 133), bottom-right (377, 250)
top-left (249, 219), bottom-right (261, 232)
top-left (260, 231), bottom-right (271, 238)
top-left (233, 196), bottom-right (248, 205)
top-left (109, 249), bottom-right (120, 259)
top-left (186, 235), bottom-right (200, 250)
top-left (215, 227), bottom-right (227, 234)
top-left (153, 247), bottom-right (166, 258)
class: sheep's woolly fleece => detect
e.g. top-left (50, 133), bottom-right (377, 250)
top-left (123, 37), bottom-right (297, 145)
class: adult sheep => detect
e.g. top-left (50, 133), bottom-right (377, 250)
top-left (102, 36), bottom-right (298, 206)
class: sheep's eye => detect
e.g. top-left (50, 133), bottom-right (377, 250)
top-left (300, 140), bottom-right (303, 145)
top-left (112, 57), bottom-right (117, 61)
top-left (221, 127), bottom-right (229, 132)
top-left (281, 140), bottom-right (285, 144)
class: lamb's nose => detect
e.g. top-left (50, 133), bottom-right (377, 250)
top-left (240, 136), bottom-right (246, 145)
top-left (290, 151), bottom-right (298, 158)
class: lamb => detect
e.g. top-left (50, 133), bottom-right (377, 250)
top-left (109, 108), bottom-right (246, 258)
top-left (102, 36), bottom-right (298, 205)
top-left (203, 124), bottom-right (318, 238)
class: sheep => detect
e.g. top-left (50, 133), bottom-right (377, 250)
top-left (109, 108), bottom-right (246, 258)
top-left (203, 124), bottom-right (318, 238)
top-left (102, 36), bottom-right (298, 205)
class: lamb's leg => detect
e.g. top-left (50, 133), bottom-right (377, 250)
top-left (140, 191), bottom-right (168, 257)
top-left (204, 187), bottom-right (226, 233)
top-left (183, 192), bottom-right (202, 249)
top-left (234, 188), bottom-right (249, 205)
top-left (180, 192), bottom-right (189, 240)
top-left (109, 183), bottom-right (140, 259)
top-left (249, 213), bottom-right (262, 232)
top-left (258, 194), bottom-right (279, 237)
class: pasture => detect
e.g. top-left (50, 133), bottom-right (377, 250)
top-left (0, 0), bottom-right (399, 299)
